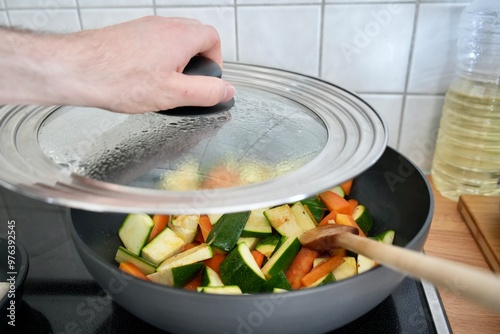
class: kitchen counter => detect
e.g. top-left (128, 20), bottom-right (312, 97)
top-left (424, 177), bottom-right (500, 334)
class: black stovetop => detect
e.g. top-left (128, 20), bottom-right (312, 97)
top-left (0, 186), bottom-right (451, 333)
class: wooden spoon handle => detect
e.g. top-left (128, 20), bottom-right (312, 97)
top-left (337, 232), bottom-right (500, 313)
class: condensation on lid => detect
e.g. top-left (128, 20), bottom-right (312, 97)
top-left (0, 63), bottom-right (387, 214)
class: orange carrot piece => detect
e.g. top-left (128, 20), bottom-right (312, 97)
top-left (119, 262), bottom-right (150, 281)
top-left (347, 199), bottom-right (358, 212)
top-left (335, 213), bottom-right (366, 238)
top-left (199, 215), bottom-right (213, 242)
top-left (285, 247), bottom-right (319, 290)
top-left (182, 242), bottom-right (199, 252)
top-left (204, 253), bottom-right (226, 274)
top-left (317, 210), bottom-right (338, 226)
top-left (340, 179), bottom-right (353, 196)
top-left (319, 191), bottom-right (353, 215)
top-left (300, 255), bottom-right (345, 287)
top-left (148, 214), bottom-right (170, 242)
top-left (331, 248), bottom-right (347, 257)
top-left (251, 250), bottom-right (266, 268)
top-left (184, 273), bottom-right (202, 291)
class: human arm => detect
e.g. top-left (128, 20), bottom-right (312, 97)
top-left (0, 16), bottom-right (234, 113)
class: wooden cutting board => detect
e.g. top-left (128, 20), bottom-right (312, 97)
top-left (458, 195), bottom-right (500, 273)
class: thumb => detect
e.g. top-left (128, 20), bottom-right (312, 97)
top-left (170, 73), bottom-right (235, 108)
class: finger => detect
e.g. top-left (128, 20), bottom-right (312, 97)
top-left (194, 24), bottom-right (224, 69)
top-left (168, 72), bottom-right (235, 108)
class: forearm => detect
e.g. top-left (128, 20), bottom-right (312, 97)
top-left (0, 27), bottom-right (70, 106)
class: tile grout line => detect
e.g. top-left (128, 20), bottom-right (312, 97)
top-left (234, 0), bottom-right (240, 62)
top-left (396, 0), bottom-right (421, 151)
top-left (317, 0), bottom-right (325, 78)
top-left (76, 0), bottom-right (83, 31)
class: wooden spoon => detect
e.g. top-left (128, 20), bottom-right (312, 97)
top-left (300, 224), bottom-right (500, 313)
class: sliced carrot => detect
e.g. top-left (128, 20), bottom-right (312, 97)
top-left (347, 199), bottom-right (358, 212)
top-left (335, 213), bottom-right (366, 238)
top-left (199, 215), bottom-right (213, 242)
top-left (285, 247), bottom-right (319, 290)
top-left (119, 262), bottom-right (150, 281)
top-left (148, 214), bottom-right (169, 242)
top-left (317, 210), bottom-right (338, 226)
top-left (204, 253), bottom-right (226, 274)
top-left (194, 226), bottom-right (205, 244)
top-left (182, 242), bottom-right (201, 252)
top-left (251, 250), bottom-right (266, 268)
top-left (300, 255), bottom-right (344, 287)
top-left (330, 248), bottom-right (347, 257)
top-left (340, 179), bottom-right (353, 196)
top-left (184, 272), bottom-right (203, 291)
top-left (319, 191), bottom-right (353, 215)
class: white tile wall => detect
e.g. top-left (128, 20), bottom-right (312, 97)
top-left (5, 0), bottom-right (77, 8)
top-left (0, 1), bottom-right (479, 173)
top-left (407, 3), bottom-right (467, 94)
top-left (238, 5), bottom-right (321, 76)
top-left (399, 95), bottom-right (445, 173)
top-left (80, 8), bottom-right (154, 29)
top-left (9, 9), bottom-right (80, 32)
top-left (156, 6), bottom-right (237, 61)
top-left (78, 0), bottom-right (153, 7)
top-left (322, 3), bottom-right (415, 93)
top-left (0, 10), bottom-right (7, 25)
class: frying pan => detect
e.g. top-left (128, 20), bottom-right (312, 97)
top-left (68, 146), bottom-right (433, 334)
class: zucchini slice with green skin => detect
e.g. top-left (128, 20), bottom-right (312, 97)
top-left (261, 236), bottom-right (302, 279)
top-left (118, 213), bottom-right (154, 255)
top-left (352, 205), bottom-right (373, 235)
top-left (371, 230), bottom-right (395, 244)
top-left (197, 286), bottom-right (243, 294)
top-left (255, 234), bottom-right (280, 258)
top-left (206, 211), bottom-right (251, 252)
top-left (237, 237), bottom-right (260, 250)
top-left (220, 242), bottom-right (266, 294)
top-left (290, 202), bottom-right (317, 232)
top-left (241, 208), bottom-right (273, 238)
top-left (264, 205), bottom-right (303, 238)
top-left (115, 246), bottom-right (157, 275)
top-left (358, 230), bottom-right (395, 274)
top-left (300, 197), bottom-right (326, 223)
top-left (261, 270), bottom-right (292, 292)
top-left (332, 257), bottom-right (357, 281)
top-left (141, 227), bottom-right (186, 266)
top-left (148, 262), bottom-right (203, 287)
top-left (156, 243), bottom-right (213, 272)
top-left (201, 266), bottom-right (224, 287)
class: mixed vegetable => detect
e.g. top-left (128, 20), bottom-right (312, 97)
top-left (115, 179), bottom-right (395, 294)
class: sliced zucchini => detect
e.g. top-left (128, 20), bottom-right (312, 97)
top-left (332, 257), bottom-right (357, 281)
top-left (255, 234), bottom-right (280, 258)
top-left (290, 202), bottom-right (317, 232)
top-left (141, 227), bottom-right (186, 265)
top-left (261, 236), bottom-right (301, 279)
top-left (206, 211), bottom-right (251, 252)
top-left (241, 208), bottom-right (273, 238)
top-left (168, 214), bottom-right (199, 243)
top-left (371, 230), bottom-right (395, 244)
top-left (201, 266), bottom-right (224, 287)
top-left (264, 205), bottom-right (303, 238)
top-left (115, 246), bottom-right (157, 275)
top-left (352, 205), bottom-right (373, 235)
top-left (118, 213), bottom-right (154, 255)
top-left (148, 262), bottom-right (203, 287)
top-left (207, 213), bottom-right (223, 225)
top-left (300, 197), bottom-right (326, 223)
top-left (220, 242), bottom-right (266, 293)
top-left (329, 185), bottom-right (345, 198)
top-left (261, 270), bottom-right (292, 292)
top-left (156, 243), bottom-right (213, 272)
top-left (197, 286), bottom-right (243, 295)
top-left (308, 272), bottom-right (335, 288)
top-left (237, 237), bottom-right (260, 250)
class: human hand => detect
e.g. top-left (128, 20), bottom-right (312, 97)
top-left (0, 16), bottom-right (235, 113)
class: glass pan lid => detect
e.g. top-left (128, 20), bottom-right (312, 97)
top-left (0, 63), bottom-right (387, 214)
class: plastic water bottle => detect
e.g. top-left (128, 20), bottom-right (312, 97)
top-left (431, 0), bottom-right (500, 201)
